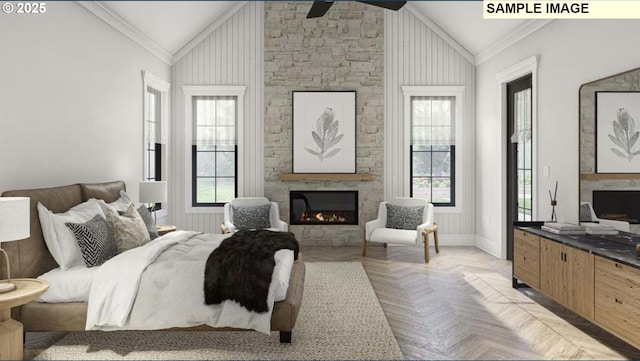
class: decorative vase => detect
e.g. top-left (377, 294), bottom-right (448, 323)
top-left (549, 181), bottom-right (558, 222)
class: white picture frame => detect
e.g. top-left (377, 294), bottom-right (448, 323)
top-left (292, 91), bottom-right (356, 173)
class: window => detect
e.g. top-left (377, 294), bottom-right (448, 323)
top-left (183, 86), bottom-right (246, 212)
top-left (402, 86), bottom-right (464, 210)
top-left (192, 96), bottom-right (237, 206)
top-left (145, 86), bottom-right (161, 182)
top-left (142, 71), bottom-right (170, 210)
top-left (410, 96), bottom-right (456, 206)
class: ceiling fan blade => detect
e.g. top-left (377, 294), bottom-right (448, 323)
top-left (306, 1), bottom-right (335, 18)
top-left (356, 1), bottom-right (407, 11)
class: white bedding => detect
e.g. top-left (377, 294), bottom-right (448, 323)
top-left (37, 266), bottom-right (97, 303)
top-left (37, 230), bottom-right (294, 335)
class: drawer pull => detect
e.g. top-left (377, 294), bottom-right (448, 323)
top-left (615, 298), bottom-right (623, 305)
top-left (615, 263), bottom-right (623, 269)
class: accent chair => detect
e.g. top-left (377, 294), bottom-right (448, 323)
top-left (363, 197), bottom-right (439, 263)
top-left (222, 197), bottom-right (288, 233)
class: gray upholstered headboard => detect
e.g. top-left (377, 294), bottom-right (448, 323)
top-left (0, 181), bottom-right (125, 279)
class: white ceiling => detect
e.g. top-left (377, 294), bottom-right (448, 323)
top-left (409, 1), bottom-right (528, 56)
top-left (97, 1), bottom-right (538, 62)
top-left (102, 1), bottom-right (238, 55)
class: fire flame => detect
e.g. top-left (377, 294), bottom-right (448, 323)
top-left (301, 211), bottom-right (347, 223)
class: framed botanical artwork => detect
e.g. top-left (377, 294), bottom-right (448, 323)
top-left (596, 91), bottom-right (640, 173)
top-left (292, 91), bottom-right (356, 173)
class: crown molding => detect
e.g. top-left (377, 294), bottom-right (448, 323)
top-left (404, 3), bottom-right (475, 65)
top-left (77, 1), bottom-right (173, 65)
top-left (476, 20), bottom-right (552, 66)
top-left (172, 1), bottom-right (248, 64)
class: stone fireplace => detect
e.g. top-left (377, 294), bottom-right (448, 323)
top-left (263, 2), bottom-right (384, 245)
top-left (290, 191), bottom-right (359, 225)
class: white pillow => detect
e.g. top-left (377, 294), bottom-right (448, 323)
top-left (93, 190), bottom-right (134, 215)
top-left (272, 249), bottom-right (294, 302)
top-left (37, 200), bottom-right (106, 270)
top-left (36, 266), bottom-right (97, 303)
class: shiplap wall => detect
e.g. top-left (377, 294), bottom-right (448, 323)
top-left (169, 2), bottom-right (264, 233)
top-left (384, 9), bottom-right (476, 241)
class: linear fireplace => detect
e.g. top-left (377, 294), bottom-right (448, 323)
top-left (593, 190), bottom-right (640, 223)
top-left (290, 191), bottom-right (358, 225)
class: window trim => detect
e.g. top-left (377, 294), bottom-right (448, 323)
top-left (183, 85), bottom-right (246, 214)
top-left (402, 86), bottom-right (464, 213)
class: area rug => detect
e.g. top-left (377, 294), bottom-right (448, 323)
top-left (34, 262), bottom-right (404, 360)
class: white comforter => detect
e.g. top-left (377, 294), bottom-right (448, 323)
top-left (85, 231), bottom-right (293, 334)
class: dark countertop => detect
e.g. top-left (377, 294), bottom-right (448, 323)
top-left (517, 226), bottom-right (640, 268)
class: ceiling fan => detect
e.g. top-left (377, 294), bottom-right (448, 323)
top-left (306, 1), bottom-right (407, 19)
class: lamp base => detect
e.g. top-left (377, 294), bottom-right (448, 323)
top-left (0, 282), bottom-right (16, 293)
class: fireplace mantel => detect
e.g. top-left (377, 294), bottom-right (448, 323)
top-left (277, 173), bottom-right (373, 181)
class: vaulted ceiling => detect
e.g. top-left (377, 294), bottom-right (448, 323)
top-left (88, 1), bottom-right (550, 65)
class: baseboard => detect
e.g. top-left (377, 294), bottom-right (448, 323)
top-left (475, 234), bottom-right (501, 258)
top-left (384, 234), bottom-right (475, 247)
top-left (434, 234), bottom-right (476, 246)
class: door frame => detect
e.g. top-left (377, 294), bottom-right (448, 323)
top-left (496, 56), bottom-right (538, 260)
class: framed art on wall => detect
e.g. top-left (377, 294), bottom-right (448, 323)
top-left (292, 91), bottom-right (356, 173)
top-left (596, 91), bottom-right (640, 173)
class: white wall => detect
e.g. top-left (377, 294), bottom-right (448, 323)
top-left (170, 2), bottom-right (264, 233)
top-left (0, 2), bottom-right (170, 203)
top-left (476, 20), bottom-right (640, 258)
top-left (385, 8), bottom-right (476, 245)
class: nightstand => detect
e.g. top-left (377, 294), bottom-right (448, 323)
top-left (0, 278), bottom-right (48, 360)
top-left (156, 225), bottom-right (177, 236)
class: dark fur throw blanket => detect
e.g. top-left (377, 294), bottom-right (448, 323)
top-left (204, 230), bottom-right (299, 313)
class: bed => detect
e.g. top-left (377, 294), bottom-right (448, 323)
top-left (0, 181), bottom-right (305, 343)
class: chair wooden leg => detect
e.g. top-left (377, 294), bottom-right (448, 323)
top-left (433, 222), bottom-right (440, 254)
top-left (423, 231), bottom-right (429, 263)
top-left (362, 230), bottom-right (367, 257)
top-left (422, 223), bottom-right (439, 263)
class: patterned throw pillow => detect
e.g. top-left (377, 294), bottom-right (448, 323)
top-left (105, 204), bottom-right (151, 253)
top-left (386, 204), bottom-right (425, 230)
top-left (232, 204), bottom-right (271, 231)
top-left (65, 214), bottom-right (117, 267)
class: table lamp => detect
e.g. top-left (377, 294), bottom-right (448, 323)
top-left (0, 197), bottom-right (30, 293)
top-left (139, 181), bottom-right (167, 224)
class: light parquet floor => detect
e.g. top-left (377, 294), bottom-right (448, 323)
top-left (24, 246), bottom-right (640, 360)
top-left (303, 245), bottom-right (640, 360)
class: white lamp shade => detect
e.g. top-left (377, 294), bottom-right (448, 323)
top-left (139, 181), bottom-right (167, 203)
top-left (0, 197), bottom-right (30, 243)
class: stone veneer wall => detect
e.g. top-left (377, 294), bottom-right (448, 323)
top-left (264, 1), bottom-right (384, 245)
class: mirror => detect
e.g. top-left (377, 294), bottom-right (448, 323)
top-left (579, 67), bottom-right (640, 233)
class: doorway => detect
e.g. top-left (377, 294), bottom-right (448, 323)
top-left (506, 74), bottom-right (533, 261)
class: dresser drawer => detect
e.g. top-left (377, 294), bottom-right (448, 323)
top-left (513, 229), bottom-right (540, 289)
top-left (595, 256), bottom-right (640, 347)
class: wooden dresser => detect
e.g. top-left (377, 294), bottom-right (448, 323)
top-left (514, 227), bottom-right (640, 349)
